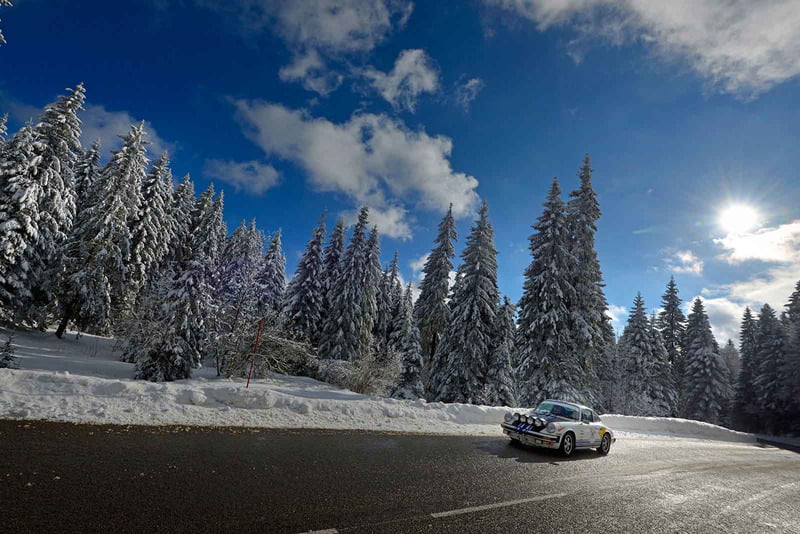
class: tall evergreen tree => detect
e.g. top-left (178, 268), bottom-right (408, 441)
top-left (0, 125), bottom-right (42, 319)
top-left (617, 294), bottom-right (653, 415)
top-left (283, 215), bottom-right (327, 344)
top-left (648, 314), bottom-right (678, 416)
top-left (753, 303), bottom-right (786, 433)
top-left (517, 179), bottom-right (583, 406)
top-left (683, 298), bottom-right (727, 424)
top-left (167, 174), bottom-right (195, 264)
top-left (732, 307), bottom-right (759, 431)
top-left (360, 225), bottom-right (382, 361)
top-left (566, 155), bottom-right (609, 395)
top-left (390, 284), bottom-right (425, 400)
top-left (782, 281), bottom-right (800, 432)
top-left (128, 153), bottom-right (173, 304)
top-left (414, 205), bottom-right (457, 370)
top-left (189, 184), bottom-right (221, 263)
top-left (657, 277), bottom-right (687, 402)
top-left (0, 113), bottom-right (8, 141)
top-left (258, 229), bottom-right (287, 317)
top-left (55, 124), bottom-right (148, 336)
top-left (320, 207), bottom-right (372, 361)
top-left (485, 296), bottom-right (516, 407)
top-left (322, 216), bottom-right (346, 323)
top-left (430, 201), bottom-right (498, 404)
top-left (377, 251), bottom-right (402, 351)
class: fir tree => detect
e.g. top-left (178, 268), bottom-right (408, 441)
top-left (414, 205), bottom-right (457, 372)
top-left (732, 307), bottom-right (759, 431)
top-left (74, 140), bottom-right (101, 213)
top-left (361, 225), bottom-right (382, 361)
top-left (753, 304), bottom-right (786, 433)
top-left (283, 215), bottom-right (327, 344)
top-left (683, 298), bottom-right (727, 424)
top-left (0, 113), bottom-right (8, 141)
top-left (167, 174), bottom-right (195, 264)
top-left (430, 201), bottom-right (498, 404)
top-left (485, 296), bottom-right (516, 407)
top-left (189, 184), bottom-right (221, 263)
top-left (782, 281), bottom-right (800, 432)
top-left (0, 330), bottom-right (17, 369)
top-left (566, 155), bottom-right (609, 398)
top-left (377, 251), bottom-right (402, 352)
top-left (55, 123), bottom-right (148, 336)
top-left (320, 207), bottom-right (372, 361)
top-left (617, 294), bottom-right (653, 415)
top-left (0, 125), bottom-right (42, 319)
top-left (258, 229), bottom-right (287, 317)
top-left (657, 277), bottom-right (687, 403)
top-left (516, 179), bottom-right (583, 406)
top-left (322, 216), bottom-right (346, 323)
top-left (390, 284), bottom-right (425, 400)
top-left (648, 314), bottom-right (678, 416)
top-left (128, 153), bottom-right (173, 304)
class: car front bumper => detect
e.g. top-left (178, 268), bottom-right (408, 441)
top-left (500, 422), bottom-right (561, 449)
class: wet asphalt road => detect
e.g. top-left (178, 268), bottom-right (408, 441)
top-left (1, 420), bottom-right (799, 534)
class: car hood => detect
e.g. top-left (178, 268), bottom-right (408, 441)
top-left (529, 412), bottom-right (577, 424)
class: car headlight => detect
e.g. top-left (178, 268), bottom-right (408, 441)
top-left (545, 423), bottom-right (556, 433)
top-left (504, 412), bottom-right (512, 423)
top-left (536, 418), bottom-right (545, 427)
top-left (512, 413), bottom-right (521, 422)
top-left (526, 416), bottom-right (535, 425)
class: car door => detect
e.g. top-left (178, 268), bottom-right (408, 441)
top-left (591, 411), bottom-right (607, 446)
top-left (578, 409), bottom-right (593, 446)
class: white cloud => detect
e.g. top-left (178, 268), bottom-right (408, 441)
top-left (664, 249), bottom-right (704, 275)
top-left (279, 50), bottom-right (343, 96)
top-left (80, 105), bottom-right (174, 157)
top-left (715, 221), bottom-right (800, 264)
top-left (482, 0), bottom-right (800, 97)
top-left (204, 159), bottom-right (281, 195)
top-left (361, 49), bottom-right (439, 112)
top-left (233, 100), bottom-right (480, 239)
top-left (686, 295), bottom-right (743, 346)
top-left (605, 303), bottom-right (628, 333)
top-left (454, 77), bottom-right (485, 111)
top-left (342, 204), bottom-right (412, 240)
top-left (410, 252), bottom-right (430, 274)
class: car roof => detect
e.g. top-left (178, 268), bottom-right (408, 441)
top-left (540, 399), bottom-right (595, 412)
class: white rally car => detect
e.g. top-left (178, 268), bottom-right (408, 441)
top-left (501, 399), bottom-right (615, 457)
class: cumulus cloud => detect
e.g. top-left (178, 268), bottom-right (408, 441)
top-left (715, 221), bottom-right (800, 264)
top-left (482, 0), bottom-right (800, 97)
top-left (454, 77), bottom-right (485, 111)
top-left (279, 50), bottom-right (343, 96)
top-left (233, 100), bottom-right (480, 238)
top-left (410, 252), bottom-right (430, 274)
top-left (204, 159), bottom-right (281, 195)
top-left (664, 249), bottom-right (704, 275)
top-left (200, 0), bottom-right (414, 95)
top-left (605, 303), bottom-right (628, 333)
top-left (361, 49), bottom-right (439, 111)
top-left (80, 105), bottom-right (174, 157)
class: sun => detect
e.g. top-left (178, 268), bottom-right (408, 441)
top-left (718, 204), bottom-right (760, 235)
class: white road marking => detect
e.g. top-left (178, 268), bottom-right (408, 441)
top-left (298, 529), bottom-right (338, 534)
top-left (431, 492), bottom-right (568, 518)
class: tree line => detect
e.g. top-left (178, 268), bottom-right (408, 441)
top-left (1, 84), bottom-right (798, 433)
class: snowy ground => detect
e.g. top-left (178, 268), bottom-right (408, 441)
top-left (0, 328), bottom-right (763, 443)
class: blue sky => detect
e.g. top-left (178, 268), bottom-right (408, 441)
top-left (2, 0), bottom-right (799, 342)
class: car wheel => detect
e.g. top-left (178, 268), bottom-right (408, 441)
top-left (559, 432), bottom-right (575, 457)
top-left (597, 433), bottom-right (612, 455)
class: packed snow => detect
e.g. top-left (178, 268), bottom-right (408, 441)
top-left (0, 328), bottom-right (758, 442)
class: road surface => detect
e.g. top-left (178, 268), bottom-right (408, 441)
top-left (1, 420), bottom-right (798, 533)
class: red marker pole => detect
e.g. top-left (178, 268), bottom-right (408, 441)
top-left (245, 319), bottom-right (264, 389)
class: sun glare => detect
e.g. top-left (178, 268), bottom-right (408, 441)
top-left (718, 204), bottom-right (760, 235)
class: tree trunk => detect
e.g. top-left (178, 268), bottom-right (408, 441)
top-left (55, 304), bottom-right (75, 339)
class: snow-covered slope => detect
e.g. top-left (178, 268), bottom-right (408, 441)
top-left (0, 328), bottom-right (759, 442)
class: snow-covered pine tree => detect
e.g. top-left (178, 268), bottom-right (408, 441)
top-left (657, 277), bottom-right (687, 403)
top-left (0, 113), bottom-right (8, 141)
top-left (322, 216), bottom-right (346, 324)
top-left (189, 184), bottom-right (220, 263)
top-left (361, 225), bottom-right (382, 361)
top-left (128, 153), bottom-right (173, 305)
top-left (732, 307), bottom-right (759, 431)
top-left (319, 207), bottom-right (372, 361)
top-left (648, 313), bottom-right (678, 416)
top-left (753, 303), bottom-right (786, 433)
top-left (74, 140), bottom-right (100, 213)
top-left (0, 125), bottom-right (42, 320)
top-left (0, 330), bottom-right (16, 368)
top-left (29, 85), bottom-right (86, 318)
top-left (55, 123), bottom-right (148, 337)
top-left (430, 201), bottom-right (498, 404)
top-left (257, 229), bottom-right (287, 319)
top-left (414, 205), bottom-right (457, 371)
top-left (390, 283), bottom-right (425, 400)
top-left (166, 174), bottom-right (195, 265)
top-left (0, 0), bottom-right (12, 45)
top-left (377, 251), bottom-right (402, 352)
top-left (516, 178), bottom-right (583, 406)
top-left (484, 296), bottom-right (516, 407)
top-left (683, 298), bottom-right (727, 424)
top-left (566, 154), bottom-right (610, 400)
top-left (720, 340), bottom-right (740, 396)
top-left (782, 281), bottom-right (800, 432)
top-left (617, 294), bottom-right (653, 415)
top-left (283, 214), bottom-right (327, 344)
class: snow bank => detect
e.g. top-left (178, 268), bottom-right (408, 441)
top-left (600, 414), bottom-right (756, 443)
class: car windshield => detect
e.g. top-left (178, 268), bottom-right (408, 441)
top-left (535, 402), bottom-right (579, 420)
